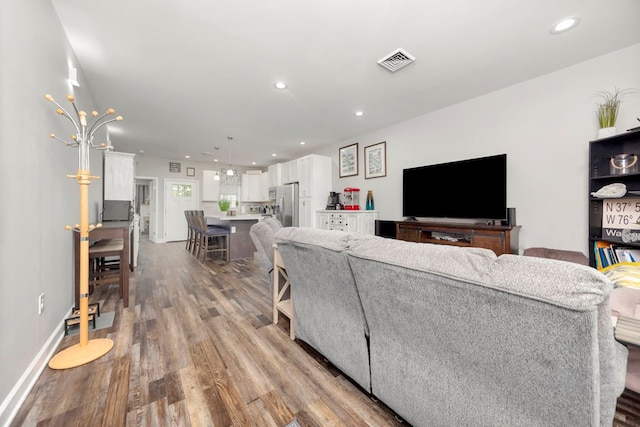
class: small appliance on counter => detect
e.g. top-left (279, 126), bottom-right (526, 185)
top-left (326, 191), bottom-right (341, 210)
top-left (342, 187), bottom-right (360, 210)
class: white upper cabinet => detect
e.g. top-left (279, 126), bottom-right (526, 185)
top-left (241, 171), bottom-right (265, 201)
top-left (268, 163), bottom-right (282, 187)
top-left (260, 171), bottom-right (270, 201)
top-left (298, 154), bottom-right (331, 198)
top-left (104, 151), bottom-right (135, 201)
top-left (281, 159), bottom-right (299, 184)
top-left (202, 170), bottom-right (221, 201)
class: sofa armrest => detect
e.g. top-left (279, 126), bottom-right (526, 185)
top-left (610, 287), bottom-right (640, 319)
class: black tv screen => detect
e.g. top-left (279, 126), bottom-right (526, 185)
top-left (402, 154), bottom-right (507, 221)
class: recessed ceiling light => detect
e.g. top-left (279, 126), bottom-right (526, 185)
top-left (274, 81), bottom-right (287, 89)
top-left (355, 111), bottom-right (365, 117)
top-left (300, 141), bottom-right (305, 145)
top-left (550, 16), bottom-right (581, 34)
top-left (272, 153), bottom-right (277, 157)
top-left (251, 161), bottom-right (256, 165)
top-left (139, 150), bottom-right (144, 154)
top-left (185, 155), bottom-right (190, 159)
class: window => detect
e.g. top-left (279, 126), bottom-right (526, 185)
top-left (171, 184), bottom-right (192, 197)
top-left (220, 194), bottom-right (238, 208)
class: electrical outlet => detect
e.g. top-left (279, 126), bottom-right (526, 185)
top-left (38, 293), bottom-right (45, 315)
top-left (231, 226), bottom-right (236, 233)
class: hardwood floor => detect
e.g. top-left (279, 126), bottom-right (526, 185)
top-left (11, 238), bottom-right (402, 427)
top-left (11, 237), bottom-right (640, 426)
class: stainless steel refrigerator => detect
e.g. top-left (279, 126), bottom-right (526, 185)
top-left (271, 183), bottom-right (299, 227)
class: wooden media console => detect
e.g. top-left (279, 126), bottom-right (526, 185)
top-left (396, 220), bottom-right (520, 255)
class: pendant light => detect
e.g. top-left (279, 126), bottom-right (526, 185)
top-left (226, 136), bottom-right (235, 176)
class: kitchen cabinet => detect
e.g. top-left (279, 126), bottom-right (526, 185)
top-left (299, 197), bottom-right (313, 228)
top-left (242, 171), bottom-right (268, 202)
top-left (202, 170), bottom-right (221, 201)
top-left (316, 210), bottom-right (378, 235)
top-left (281, 159), bottom-right (299, 184)
top-left (104, 151), bottom-right (135, 200)
top-left (268, 163), bottom-right (282, 187)
top-left (270, 154), bottom-right (331, 228)
top-left (260, 172), bottom-right (270, 201)
top-left (298, 154), bottom-right (331, 197)
top-left (297, 155), bottom-right (331, 228)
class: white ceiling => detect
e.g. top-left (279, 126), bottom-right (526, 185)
top-left (51, 0), bottom-right (640, 168)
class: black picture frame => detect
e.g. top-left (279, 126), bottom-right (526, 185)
top-left (169, 162), bottom-right (181, 173)
top-left (339, 143), bottom-right (358, 178)
top-left (364, 141), bottom-right (387, 179)
top-left (186, 167), bottom-right (195, 177)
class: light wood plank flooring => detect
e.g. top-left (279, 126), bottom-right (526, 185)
top-left (11, 237), bottom-right (640, 426)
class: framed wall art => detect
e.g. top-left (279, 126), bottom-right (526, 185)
top-left (339, 143), bottom-right (358, 178)
top-left (364, 141), bottom-right (386, 179)
top-left (186, 167), bottom-right (195, 177)
top-left (169, 161), bottom-right (181, 173)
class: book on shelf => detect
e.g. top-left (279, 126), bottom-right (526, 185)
top-left (615, 315), bottom-right (640, 346)
top-left (594, 240), bottom-right (640, 270)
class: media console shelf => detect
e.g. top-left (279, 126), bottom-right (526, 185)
top-left (396, 221), bottom-right (520, 255)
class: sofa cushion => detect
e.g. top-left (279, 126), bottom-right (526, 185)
top-left (488, 254), bottom-right (613, 311)
top-left (274, 227), bottom-right (371, 391)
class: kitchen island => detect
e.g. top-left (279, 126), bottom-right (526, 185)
top-left (206, 214), bottom-right (271, 261)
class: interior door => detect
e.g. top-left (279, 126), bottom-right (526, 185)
top-left (164, 179), bottom-right (199, 242)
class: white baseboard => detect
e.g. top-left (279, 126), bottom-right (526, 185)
top-left (0, 308), bottom-right (70, 427)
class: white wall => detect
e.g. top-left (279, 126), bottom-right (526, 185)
top-left (315, 44), bottom-right (640, 254)
top-left (0, 0), bottom-right (104, 424)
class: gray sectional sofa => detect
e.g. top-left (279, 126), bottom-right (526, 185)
top-left (274, 227), bottom-right (628, 427)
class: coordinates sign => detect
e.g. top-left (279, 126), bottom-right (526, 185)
top-left (602, 198), bottom-right (640, 243)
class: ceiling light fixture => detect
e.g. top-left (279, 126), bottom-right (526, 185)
top-left (274, 81), bottom-right (287, 89)
top-left (355, 111), bottom-right (364, 117)
top-left (300, 141), bottom-right (306, 145)
top-left (226, 136), bottom-right (235, 176)
top-left (550, 16), bottom-right (581, 34)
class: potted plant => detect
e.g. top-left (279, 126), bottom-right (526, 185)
top-left (218, 197), bottom-right (231, 214)
top-left (595, 87), bottom-right (633, 138)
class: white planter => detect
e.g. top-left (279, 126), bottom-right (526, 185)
top-left (597, 127), bottom-right (617, 139)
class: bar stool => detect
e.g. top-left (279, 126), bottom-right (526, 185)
top-left (184, 210), bottom-right (197, 254)
top-left (89, 238), bottom-right (125, 299)
top-left (193, 213), bottom-right (229, 262)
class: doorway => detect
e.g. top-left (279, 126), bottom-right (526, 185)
top-left (164, 178), bottom-right (199, 242)
top-left (135, 176), bottom-right (159, 243)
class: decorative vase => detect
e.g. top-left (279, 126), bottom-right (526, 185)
top-left (598, 127), bottom-right (617, 139)
top-left (366, 190), bottom-right (374, 210)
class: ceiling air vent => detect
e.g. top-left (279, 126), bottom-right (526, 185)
top-left (377, 48), bottom-right (416, 72)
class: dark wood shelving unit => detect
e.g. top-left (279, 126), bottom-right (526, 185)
top-left (589, 129), bottom-right (640, 267)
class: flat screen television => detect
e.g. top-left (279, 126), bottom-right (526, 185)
top-left (402, 154), bottom-right (507, 221)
